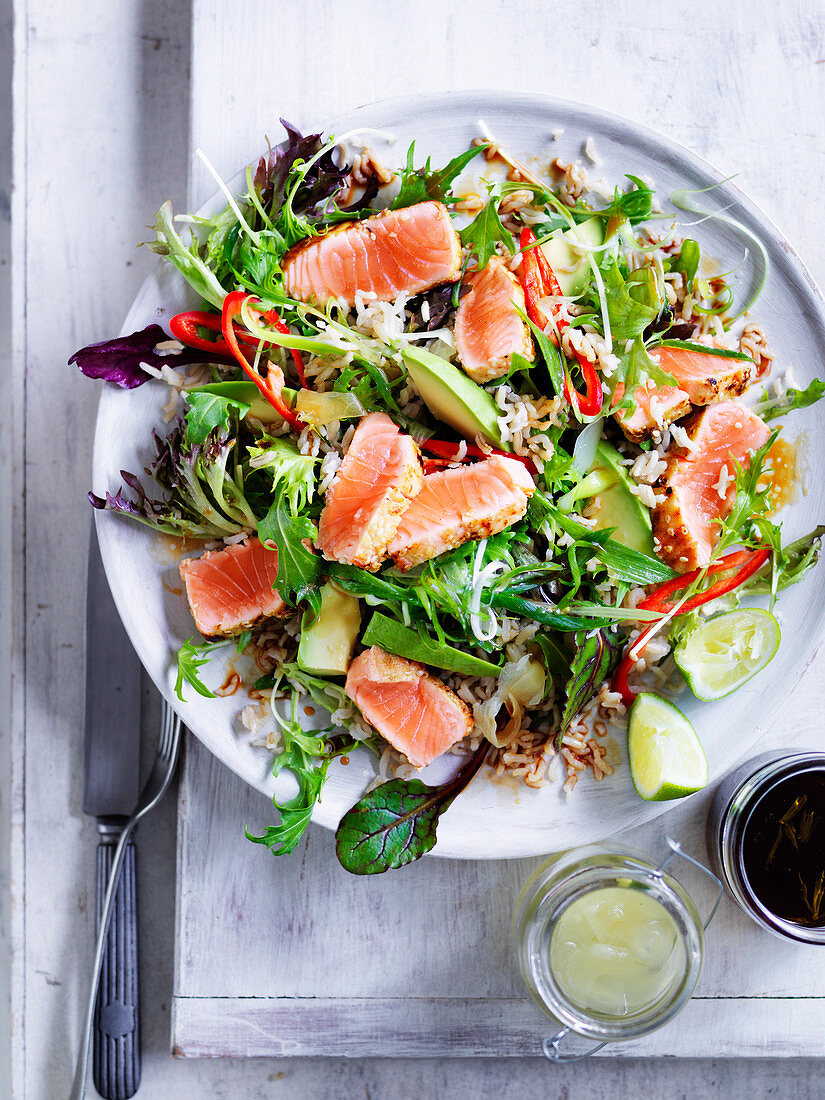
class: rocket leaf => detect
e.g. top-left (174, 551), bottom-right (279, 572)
top-left (459, 194), bottom-right (515, 271)
top-left (392, 141), bottom-right (487, 209)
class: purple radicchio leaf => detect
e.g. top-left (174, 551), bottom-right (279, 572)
top-left (254, 119), bottom-right (350, 221)
top-left (69, 323), bottom-right (227, 389)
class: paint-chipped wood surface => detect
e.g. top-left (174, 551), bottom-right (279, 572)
top-left (10, 0), bottom-right (825, 1095)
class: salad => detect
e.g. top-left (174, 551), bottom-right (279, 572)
top-left (73, 120), bottom-right (825, 874)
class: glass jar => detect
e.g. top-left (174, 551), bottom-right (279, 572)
top-left (707, 749), bottom-right (825, 944)
top-left (513, 838), bottom-right (721, 1061)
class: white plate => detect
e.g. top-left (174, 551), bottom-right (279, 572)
top-left (93, 92), bottom-right (825, 859)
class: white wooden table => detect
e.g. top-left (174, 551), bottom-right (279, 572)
top-left (9, 0), bottom-right (825, 1096)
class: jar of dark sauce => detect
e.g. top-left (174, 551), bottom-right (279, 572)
top-left (707, 751), bottom-right (825, 944)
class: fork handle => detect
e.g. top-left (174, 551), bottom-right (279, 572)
top-left (94, 828), bottom-right (140, 1099)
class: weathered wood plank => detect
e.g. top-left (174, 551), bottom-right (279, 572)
top-left (172, 995), bottom-right (825, 1060)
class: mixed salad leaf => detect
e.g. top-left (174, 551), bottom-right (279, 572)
top-left (76, 121), bottom-right (825, 872)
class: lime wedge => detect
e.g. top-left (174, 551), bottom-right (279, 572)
top-left (628, 693), bottom-right (709, 801)
top-left (674, 608), bottom-right (780, 702)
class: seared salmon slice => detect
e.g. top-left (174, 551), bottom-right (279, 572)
top-left (454, 257), bottom-right (534, 383)
top-left (178, 537), bottom-right (286, 637)
top-left (317, 412), bottom-right (423, 571)
top-left (388, 454), bottom-right (535, 571)
top-left (612, 345), bottom-right (754, 442)
top-left (652, 401), bottom-right (770, 572)
top-left (612, 382), bottom-right (691, 443)
top-left (345, 646), bottom-right (473, 768)
top-left (282, 200), bottom-right (462, 308)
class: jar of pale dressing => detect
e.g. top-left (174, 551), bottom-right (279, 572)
top-left (513, 838), bottom-right (721, 1061)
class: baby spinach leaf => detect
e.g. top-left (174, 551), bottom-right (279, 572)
top-left (460, 195), bottom-right (515, 271)
top-left (184, 391), bottom-right (251, 446)
top-left (558, 629), bottom-right (623, 741)
top-left (335, 742), bottom-right (489, 874)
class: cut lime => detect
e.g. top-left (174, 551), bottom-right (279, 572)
top-left (628, 693), bottom-right (709, 801)
top-left (674, 608), bottom-right (780, 702)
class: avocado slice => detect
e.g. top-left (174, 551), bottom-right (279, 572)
top-left (361, 611), bottom-right (501, 677)
top-left (191, 380), bottom-right (297, 425)
top-left (589, 441), bottom-right (653, 555)
top-left (297, 582), bottom-right (361, 676)
top-left (540, 216), bottom-right (605, 297)
top-left (401, 347), bottom-right (510, 450)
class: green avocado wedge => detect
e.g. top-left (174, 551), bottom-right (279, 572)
top-left (401, 347), bottom-right (510, 450)
top-left (297, 582), bottom-right (361, 676)
top-left (540, 216), bottom-right (605, 297)
top-left (558, 440), bottom-right (653, 555)
top-left (361, 611), bottom-right (502, 677)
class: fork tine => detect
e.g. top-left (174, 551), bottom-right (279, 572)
top-left (159, 699), bottom-right (180, 759)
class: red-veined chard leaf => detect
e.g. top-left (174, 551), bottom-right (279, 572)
top-left (557, 629), bottom-right (623, 745)
top-left (335, 742), bottom-right (489, 875)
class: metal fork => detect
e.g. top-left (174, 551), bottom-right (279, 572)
top-left (70, 699), bottom-right (183, 1100)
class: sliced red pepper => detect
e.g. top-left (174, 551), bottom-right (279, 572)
top-left (172, 306), bottom-right (308, 388)
top-left (610, 546), bottom-right (772, 706)
top-left (639, 548), bottom-right (770, 616)
top-left (518, 228), bottom-right (603, 418)
top-left (260, 310), bottom-right (308, 388)
top-left (420, 438), bottom-right (539, 474)
top-left (169, 309), bottom-right (257, 358)
top-left (220, 291), bottom-right (306, 433)
top-left (518, 227), bottom-right (548, 328)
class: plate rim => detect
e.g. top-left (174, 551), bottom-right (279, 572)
top-left (94, 89), bottom-right (825, 858)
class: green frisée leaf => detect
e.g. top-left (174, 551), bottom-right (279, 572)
top-left (460, 193), bottom-right (515, 271)
top-left (757, 378), bottom-right (825, 422)
top-left (184, 391), bottom-right (251, 446)
top-left (552, 509), bottom-right (676, 585)
top-left (335, 742), bottom-right (489, 875)
top-left (558, 629), bottom-right (623, 741)
top-left (174, 638), bottom-right (229, 701)
top-left (258, 488), bottom-right (322, 609)
top-left (247, 437), bottom-right (317, 513)
top-left (392, 142), bottom-right (487, 209)
top-left (149, 201), bottom-right (229, 309)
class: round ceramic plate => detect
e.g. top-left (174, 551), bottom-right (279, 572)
top-left (93, 91), bottom-right (825, 859)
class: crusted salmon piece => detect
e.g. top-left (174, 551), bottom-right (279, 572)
top-left (345, 646), bottom-right (473, 768)
top-left (652, 401), bottom-right (770, 572)
top-left (651, 344), bottom-right (753, 406)
top-left (316, 412), bottom-right (423, 571)
top-left (282, 200), bottom-right (462, 308)
top-left (388, 454), bottom-right (535, 571)
top-left (178, 537), bottom-right (287, 638)
top-left (612, 345), bottom-right (754, 442)
top-left (612, 383), bottom-right (692, 443)
top-left (454, 257), bottom-right (534, 382)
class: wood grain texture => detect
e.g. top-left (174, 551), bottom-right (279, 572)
top-left (11, 0), bottom-right (825, 1095)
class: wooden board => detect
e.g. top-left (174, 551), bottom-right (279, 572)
top-left (173, 734), bottom-right (825, 1058)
